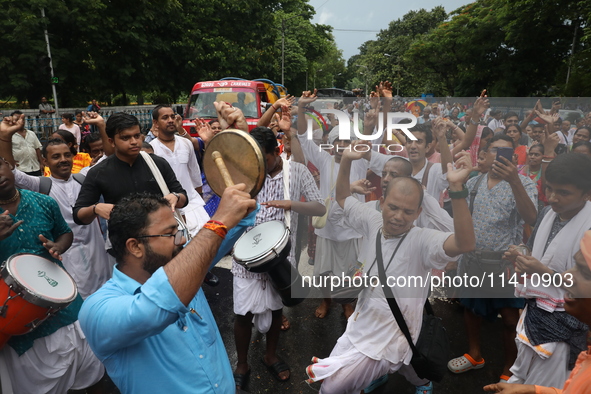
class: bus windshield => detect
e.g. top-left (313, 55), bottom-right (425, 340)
top-left (186, 89), bottom-right (258, 119)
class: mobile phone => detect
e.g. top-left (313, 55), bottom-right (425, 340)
top-left (496, 147), bottom-right (514, 163)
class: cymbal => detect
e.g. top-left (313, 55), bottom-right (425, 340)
top-left (203, 129), bottom-right (266, 198)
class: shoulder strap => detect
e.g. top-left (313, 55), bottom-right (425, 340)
top-left (375, 230), bottom-right (418, 353)
top-left (421, 161), bottom-right (434, 187)
top-left (72, 173), bottom-right (85, 185)
top-left (38, 177), bottom-right (52, 195)
top-left (282, 158), bottom-right (291, 229)
top-left (469, 173), bottom-right (487, 215)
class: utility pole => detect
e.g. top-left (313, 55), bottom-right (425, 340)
top-left (40, 8), bottom-right (59, 117)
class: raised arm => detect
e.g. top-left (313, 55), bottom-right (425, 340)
top-left (433, 118), bottom-right (453, 175)
top-left (165, 183), bottom-right (256, 305)
top-left (278, 105), bottom-right (305, 164)
top-left (442, 152), bottom-right (476, 257)
top-left (297, 90), bottom-right (318, 136)
top-left (214, 101), bottom-right (248, 132)
top-left (335, 141), bottom-right (367, 209)
top-left (83, 112), bottom-right (113, 156)
top-left (257, 95), bottom-right (295, 128)
top-left (451, 95), bottom-right (489, 155)
top-left (0, 114), bottom-right (24, 165)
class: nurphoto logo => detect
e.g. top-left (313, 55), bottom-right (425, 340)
top-left (304, 109), bottom-right (419, 153)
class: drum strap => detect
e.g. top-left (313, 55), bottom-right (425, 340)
top-left (282, 158), bottom-right (291, 229)
top-left (139, 151), bottom-right (191, 239)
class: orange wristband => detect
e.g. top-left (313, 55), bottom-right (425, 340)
top-left (203, 221), bottom-right (228, 239)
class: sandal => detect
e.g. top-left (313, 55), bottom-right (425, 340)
top-left (499, 374), bottom-right (511, 383)
top-left (281, 315), bottom-right (290, 331)
top-left (447, 353), bottom-right (485, 373)
top-left (261, 357), bottom-right (290, 382)
top-left (364, 374), bottom-right (388, 393)
top-left (233, 369), bottom-right (250, 390)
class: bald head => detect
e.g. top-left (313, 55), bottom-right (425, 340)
top-left (386, 157), bottom-right (412, 177)
top-left (384, 176), bottom-right (424, 209)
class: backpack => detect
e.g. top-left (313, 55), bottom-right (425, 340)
top-left (38, 173), bottom-right (86, 195)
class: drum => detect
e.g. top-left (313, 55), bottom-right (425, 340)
top-left (233, 221), bottom-right (310, 307)
top-left (0, 254), bottom-right (78, 348)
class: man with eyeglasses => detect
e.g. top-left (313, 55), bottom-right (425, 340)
top-left (79, 191), bottom-right (257, 393)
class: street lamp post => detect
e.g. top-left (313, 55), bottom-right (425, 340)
top-left (40, 8), bottom-right (59, 117)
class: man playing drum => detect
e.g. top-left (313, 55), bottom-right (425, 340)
top-left (79, 190), bottom-right (256, 393)
top-left (306, 144), bottom-right (476, 393)
top-left (0, 116), bottom-right (105, 393)
top-left (232, 127), bottom-right (325, 390)
top-left (0, 114), bottom-right (112, 299)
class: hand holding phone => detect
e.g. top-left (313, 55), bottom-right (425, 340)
top-left (495, 147), bottom-right (514, 163)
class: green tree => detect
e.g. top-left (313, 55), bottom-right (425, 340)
top-left (348, 7), bottom-right (447, 97)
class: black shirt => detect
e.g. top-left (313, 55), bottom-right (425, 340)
top-left (73, 153), bottom-right (187, 225)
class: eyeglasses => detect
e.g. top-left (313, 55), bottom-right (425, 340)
top-left (137, 229), bottom-right (186, 245)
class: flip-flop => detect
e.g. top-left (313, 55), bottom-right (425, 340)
top-left (447, 354), bottom-right (485, 373)
top-left (233, 369), bottom-right (250, 390)
top-left (261, 357), bottom-right (290, 382)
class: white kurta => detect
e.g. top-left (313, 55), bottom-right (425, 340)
top-left (342, 196), bottom-right (456, 364)
top-left (13, 170), bottom-right (112, 299)
top-left (298, 134), bottom-right (368, 242)
top-left (150, 136), bottom-right (209, 236)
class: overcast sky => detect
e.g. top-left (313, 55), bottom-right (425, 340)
top-left (308, 0), bottom-right (471, 61)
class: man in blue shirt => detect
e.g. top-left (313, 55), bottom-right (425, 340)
top-left (79, 189), bottom-right (256, 393)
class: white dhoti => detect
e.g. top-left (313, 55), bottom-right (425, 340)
top-left (179, 200), bottom-right (210, 237)
top-left (509, 340), bottom-right (570, 388)
top-left (232, 263), bottom-right (283, 334)
top-left (306, 333), bottom-right (407, 394)
top-left (313, 237), bottom-right (359, 277)
top-left (0, 321), bottom-right (104, 394)
top-left (508, 306), bottom-right (571, 388)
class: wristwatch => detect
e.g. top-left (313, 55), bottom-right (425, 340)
top-left (171, 192), bottom-right (181, 202)
top-left (448, 184), bottom-right (469, 199)
top-left (470, 118), bottom-right (480, 125)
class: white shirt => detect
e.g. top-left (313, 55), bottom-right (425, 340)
top-left (487, 118), bottom-right (504, 131)
top-left (150, 136), bottom-right (205, 210)
top-left (341, 197), bottom-right (455, 363)
top-left (12, 130), bottom-right (42, 173)
top-left (13, 170), bottom-right (112, 298)
top-left (59, 124), bottom-right (81, 146)
top-left (298, 134), bottom-right (368, 241)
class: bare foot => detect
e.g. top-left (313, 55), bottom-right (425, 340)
top-left (342, 303), bottom-right (354, 319)
top-left (315, 299), bottom-right (331, 318)
top-left (281, 315), bottom-right (290, 331)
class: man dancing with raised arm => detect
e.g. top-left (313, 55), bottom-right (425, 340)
top-left (306, 144), bottom-right (476, 394)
